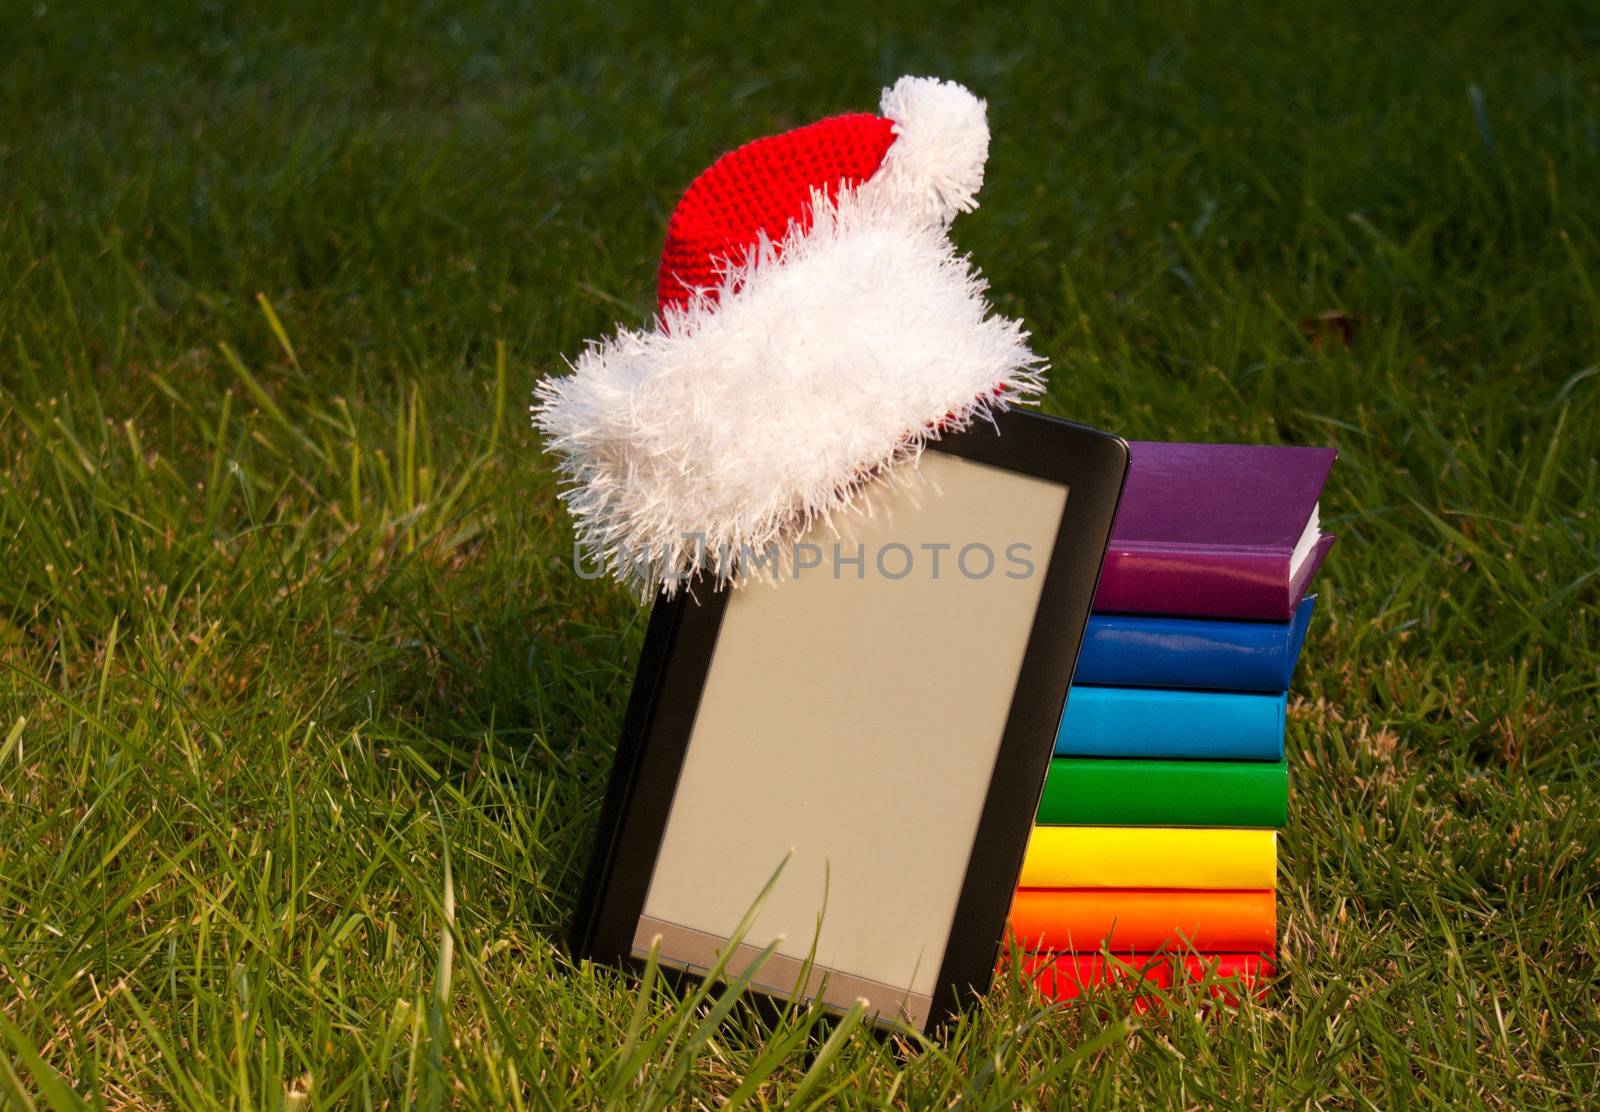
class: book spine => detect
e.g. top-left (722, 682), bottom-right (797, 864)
top-left (1073, 597), bottom-right (1316, 691)
top-left (1037, 757), bottom-right (1288, 827)
top-left (1092, 542), bottom-right (1294, 620)
top-left (1012, 952), bottom-right (1274, 1005)
top-left (1020, 827), bottom-right (1277, 889)
top-left (1056, 687), bottom-right (1287, 762)
top-left (1008, 888), bottom-right (1276, 952)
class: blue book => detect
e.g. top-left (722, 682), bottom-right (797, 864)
top-left (1074, 597), bottom-right (1316, 692)
top-left (1056, 686), bottom-right (1287, 761)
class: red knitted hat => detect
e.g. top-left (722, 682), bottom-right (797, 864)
top-left (535, 76), bottom-right (1046, 595)
top-left (657, 113), bottom-right (895, 314)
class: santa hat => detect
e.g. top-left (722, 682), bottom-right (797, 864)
top-left (533, 76), bottom-right (1046, 595)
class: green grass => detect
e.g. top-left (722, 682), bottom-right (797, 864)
top-left (3, 0), bottom-right (1599, 1106)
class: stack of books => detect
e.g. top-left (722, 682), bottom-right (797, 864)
top-left (1009, 441), bottom-right (1336, 1003)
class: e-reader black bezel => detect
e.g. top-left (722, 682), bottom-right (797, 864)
top-left (568, 410), bottom-right (1129, 1034)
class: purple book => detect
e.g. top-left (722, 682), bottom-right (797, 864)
top-left (1093, 441), bottom-right (1337, 621)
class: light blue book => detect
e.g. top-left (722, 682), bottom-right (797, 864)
top-left (1056, 686), bottom-right (1287, 761)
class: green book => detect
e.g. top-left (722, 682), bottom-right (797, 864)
top-left (1037, 756), bottom-right (1288, 828)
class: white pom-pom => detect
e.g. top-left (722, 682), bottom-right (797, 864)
top-left (863, 75), bottom-right (990, 225)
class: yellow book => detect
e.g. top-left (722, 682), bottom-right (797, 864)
top-left (1020, 827), bottom-right (1276, 889)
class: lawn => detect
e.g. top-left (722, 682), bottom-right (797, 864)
top-left (3, 1), bottom-right (1598, 1107)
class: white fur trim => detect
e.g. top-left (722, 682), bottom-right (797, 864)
top-left (861, 76), bottom-right (990, 225)
top-left (532, 185), bottom-right (1045, 596)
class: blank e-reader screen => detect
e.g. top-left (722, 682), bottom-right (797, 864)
top-left (633, 452), bottom-right (1069, 1027)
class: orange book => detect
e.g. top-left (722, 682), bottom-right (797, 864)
top-left (1008, 888), bottom-right (1275, 952)
top-left (1014, 952), bottom-right (1274, 1005)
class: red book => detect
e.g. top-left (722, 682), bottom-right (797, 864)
top-left (1094, 442), bottom-right (1336, 620)
top-left (1013, 952), bottom-right (1274, 1005)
